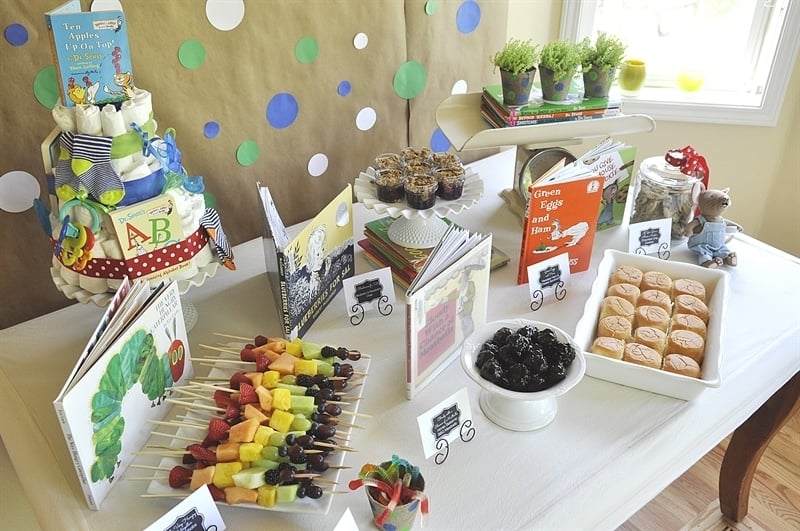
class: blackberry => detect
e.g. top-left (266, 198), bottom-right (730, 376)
top-left (492, 326), bottom-right (514, 345)
top-left (264, 469), bottom-right (281, 485)
top-left (321, 345), bottom-right (338, 358)
top-left (296, 374), bottom-right (314, 387)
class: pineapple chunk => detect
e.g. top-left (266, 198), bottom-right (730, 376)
top-left (257, 485), bottom-right (278, 507)
top-left (225, 485), bottom-right (259, 505)
top-left (261, 371), bottom-right (281, 389)
top-left (213, 461), bottom-right (243, 489)
top-left (253, 425), bottom-right (275, 446)
top-left (189, 465), bottom-right (215, 491)
top-left (285, 338), bottom-right (303, 357)
top-left (239, 442), bottom-right (264, 463)
top-left (228, 418), bottom-right (260, 443)
top-left (271, 387), bottom-right (292, 411)
top-left (293, 358), bottom-right (318, 376)
top-left (255, 386), bottom-right (273, 411)
top-left (232, 466), bottom-right (267, 489)
top-left (268, 409), bottom-right (295, 433)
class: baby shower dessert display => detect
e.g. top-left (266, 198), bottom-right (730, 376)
top-left (39, 4), bottom-right (234, 304)
top-left (143, 334), bottom-right (370, 512)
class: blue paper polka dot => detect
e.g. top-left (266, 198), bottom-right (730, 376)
top-left (430, 128), bottom-right (451, 153)
top-left (337, 80), bottom-right (351, 96)
top-left (266, 93), bottom-right (299, 129)
top-left (4, 23), bottom-right (28, 46)
top-left (456, 0), bottom-right (481, 34)
top-left (203, 121), bottom-right (220, 139)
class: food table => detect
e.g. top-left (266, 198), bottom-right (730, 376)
top-left (1, 149), bottom-right (798, 530)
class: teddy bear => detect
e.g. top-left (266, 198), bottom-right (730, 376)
top-left (684, 186), bottom-right (743, 268)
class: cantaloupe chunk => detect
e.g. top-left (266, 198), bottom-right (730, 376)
top-left (238, 442), bottom-right (264, 463)
top-left (225, 485), bottom-right (259, 505)
top-left (213, 461), bottom-right (243, 488)
top-left (228, 417), bottom-right (260, 443)
top-left (268, 352), bottom-right (298, 375)
top-left (189, 465), bottom-right (215, 491)
top-left (232, 466), bottom-right (267, 489)
top-left (243, 403), bottom-right (268, 424)
top-left (255, 386), bottom-right (273, 411)
top-left (257, 485), bottom-right (277, 507)
top-left (271, 387), bottom-right (292, 411)
top-left (252, 345), bottom-right (282, 363)
top-left (253, 425), bottom-right (275, 446)
top-left (261, 370), bottom-right (281, 389)
top-left (293, 358), bottom-right (318, 376)
top-left (216, 442), bottom-right (241, 463)
top-left (245, 371), bottom-right (263, 388)
top-left (268, 409), bottom-right (295, 433)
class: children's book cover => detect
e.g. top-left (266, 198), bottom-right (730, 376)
top-left (258, 184), bottom-right (355, 339)
top-left (406, 225), bottom-right (492, 399)
top-left (53, 280), bottom-right (193, 510)
top-left (45, 0), bottom-right (135, 107)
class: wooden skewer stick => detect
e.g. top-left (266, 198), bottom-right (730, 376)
top-left (213, 332), bottom-right (252, 341)
top-left (193, 357), bottom-right (252, 364)
top-left (314, 441), bottom-right (357, 452)
top-left (127, 476), bottom-right (168, 481)
top-left (148, 419), bottom-right (207, 431)
top-left (166, 398), bottom-right (224, 413)
top-left (187, 381), bottom-right (239, 393)
top-left (151, 431), bottom-right (199, 443)
top-left (130, 464), bottom-right (172, 471)
top-left (140, 493), bottom-right (190, 499)
top-left (168, 387), bottom-right (216, 402)
top-left (339, 409), bottom-right (372, 419)
top-left (135, 449), bottom-right (188, 456)
top-left (198, 343), bottom-right (241, 355)
top-left (322, 490), bottom-right (351, 495)
top-left (191, 376), bottom-right (232, 382)
top-left (176, 412), bottom-right (215, 423)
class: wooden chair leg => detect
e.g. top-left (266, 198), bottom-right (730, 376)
top-left (719, 371), bottom-right (800, 521)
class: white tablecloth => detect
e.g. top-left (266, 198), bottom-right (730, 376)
top-left (1, 149), bottom-right (798, 531)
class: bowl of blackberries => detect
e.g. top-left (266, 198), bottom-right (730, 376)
top-left (461, 319), bottom-right (585, 431)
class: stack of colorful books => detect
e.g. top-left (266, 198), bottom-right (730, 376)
top-left (358, 216), bottom-right (510, 289)
top-left (481, 84), bottom-right (622, 128)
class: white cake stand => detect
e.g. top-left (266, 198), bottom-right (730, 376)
top-left (354, 167), bottom-right (484, 248)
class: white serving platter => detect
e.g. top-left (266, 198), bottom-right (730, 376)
top-left (574, 249), bottom-right (729, 400)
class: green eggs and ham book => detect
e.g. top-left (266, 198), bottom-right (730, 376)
top-left (406, 225), bottom-right (492, 399)
top-left (46, 0), bottom-right (135, 107)
top-left (53, 279), bottom-right (193, 510)
top-left (257, 184), bottom-right (355, 340)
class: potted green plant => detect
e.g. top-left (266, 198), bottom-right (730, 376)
top-left (538, 39), bottom-right (582, 102)
top-left (579, 32), bottom-right (627, 98)
top-left (490, 38), bottom-right (540, 106)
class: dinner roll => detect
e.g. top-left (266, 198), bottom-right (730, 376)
top-left (663, 353), bottom-right (701, 378)
top-left (670, 313), bottom-right (707, 338)
top-left (641, 270), bottom-right (673, 294)
top-left (590, 336), bottom-right (625, 360)
top-left (606, 283), bottom-right (640, 306)
top-left (637, 289), bottom-right (672, 314)
top-left (667, 329), bottom-right (705, 363)
top-left (623, 343), bottom-right (663, 369)
top-left (673, 294), bottom-right (710, 324)
top-left (599, 296), bottom-right (635, 323)
top-left (597, 316), bottom-right (633, 341)
top-left (633, 305), bottom-right (671, 332)
top-left (672, 278), bottom-right (706, 302)
top-left (633, 326), bottom-right (667, 354)
top-left (610, 265), bottom-right (643, 288)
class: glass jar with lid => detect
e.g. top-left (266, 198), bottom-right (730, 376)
top-left (630, 147), bottom-right (709, 240)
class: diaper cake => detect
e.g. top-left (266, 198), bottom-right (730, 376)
top-left (39, 2), bottom-right (234, 305)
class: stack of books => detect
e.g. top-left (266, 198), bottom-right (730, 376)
top-left (481, 84), bottom-right (622, 128)
top-left (358, 216), bottom-right (510, 289)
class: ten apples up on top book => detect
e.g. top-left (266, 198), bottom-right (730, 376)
top-left (517, 157), bottom-right (604, 284)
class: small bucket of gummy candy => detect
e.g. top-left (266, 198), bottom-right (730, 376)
top-left (349, 455), bottom-right (429, 530)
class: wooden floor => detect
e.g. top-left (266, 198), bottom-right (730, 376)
top-left (620, 409), bottom-right (800, 531)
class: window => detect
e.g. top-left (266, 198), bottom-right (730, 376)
top-left (560, 0), bottom-right (799, 126)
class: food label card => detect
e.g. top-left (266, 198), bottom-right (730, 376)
top-left (144, 485), bottom-right (225, 531)
top-left (628, 218), bottom-right (672, 256)
top-left (417, 387), bottom-right (473, 459)
top-left (526, 253), bottom-right (571, 305)
top-left (333, 507), bottom-right (360, 531)
top-left (343, 268), bottom-right (396, 318)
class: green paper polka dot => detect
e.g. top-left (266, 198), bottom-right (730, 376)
top-left (295, 36), bottom-right (319, 64)
top-left (393, 61), bottom-right (427, 100)
top-left (178, 39), bottom-right (207, 69)
top-left (203, 192), bottom-right (216, 209)
top-left (236, 140), bottom-right (259, 166)
top-left (33, 65), bottom-right (59, 109)
top-left (425, 0), bottom-right (438, 15)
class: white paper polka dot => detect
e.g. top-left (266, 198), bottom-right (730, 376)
top-left (353, 32), bottom-right (368, 50)
top-left (0, 171), bottom-right (40, 213)
top-left (308, 153), bottom-right (328, 177)
top-left (205, 0), bottom-right (245, 31)
top-left (356, 107), bottom-right (376, 131)
top-left (90, 0), bottom-right (124, 11)
top-left (451, 79), bottom-right (468, 94)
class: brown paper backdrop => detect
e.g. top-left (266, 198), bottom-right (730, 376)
top-left (0, 0), bottom-right (507, 328)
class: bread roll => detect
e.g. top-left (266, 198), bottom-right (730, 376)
top-left (590, 336), bottom-right (625, 360)
top-left (623, 343), bottom-right (663, 369)
top-left (597, 316), bottom-right (633, 341)
top-left (663, 353), bottom-right (701, 378)
top-left (672, 278), bottom-right (706, 302)
top-left (606, 283), bottom-right (640, 306)
top-left (641, 270), bottom-right (673, 294)
top-left (599, 295), bottom-right (635, 323)
top-left (610, 265), bottom-right (643, 288)
top-left (667, 329), bottom-right (705, 363)
top-left (633, 326), bottom-right (667, 354)
top-left (637, 289), bottom-right (672, 314)
top-left (674, 294), bottom-right (710, 324)
top-left (670, 313), bottom-right (707, 338)
top-left (633, 305), bottom-right (671, 332)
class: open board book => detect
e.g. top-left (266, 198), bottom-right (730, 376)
top-left (406, 224), bottom-right (493, 399)
top-left (257, 184), bottom-right (355, 340)
top-left (53, 279), bottom-right (193, 510)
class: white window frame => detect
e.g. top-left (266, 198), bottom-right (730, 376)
top-left (560, 0), bottom-right (800, 126)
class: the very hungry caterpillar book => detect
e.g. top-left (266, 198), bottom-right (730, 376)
top-left (53, 279), bottom-right (193, 510)
top-left (46, 0), bottom-right (135, 107)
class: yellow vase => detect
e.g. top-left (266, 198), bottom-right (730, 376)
top-left (618, 59), bottom-right (646, 96)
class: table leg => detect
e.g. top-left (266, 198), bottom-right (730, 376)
top-left (719, 371), bottom-right (800, 521)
